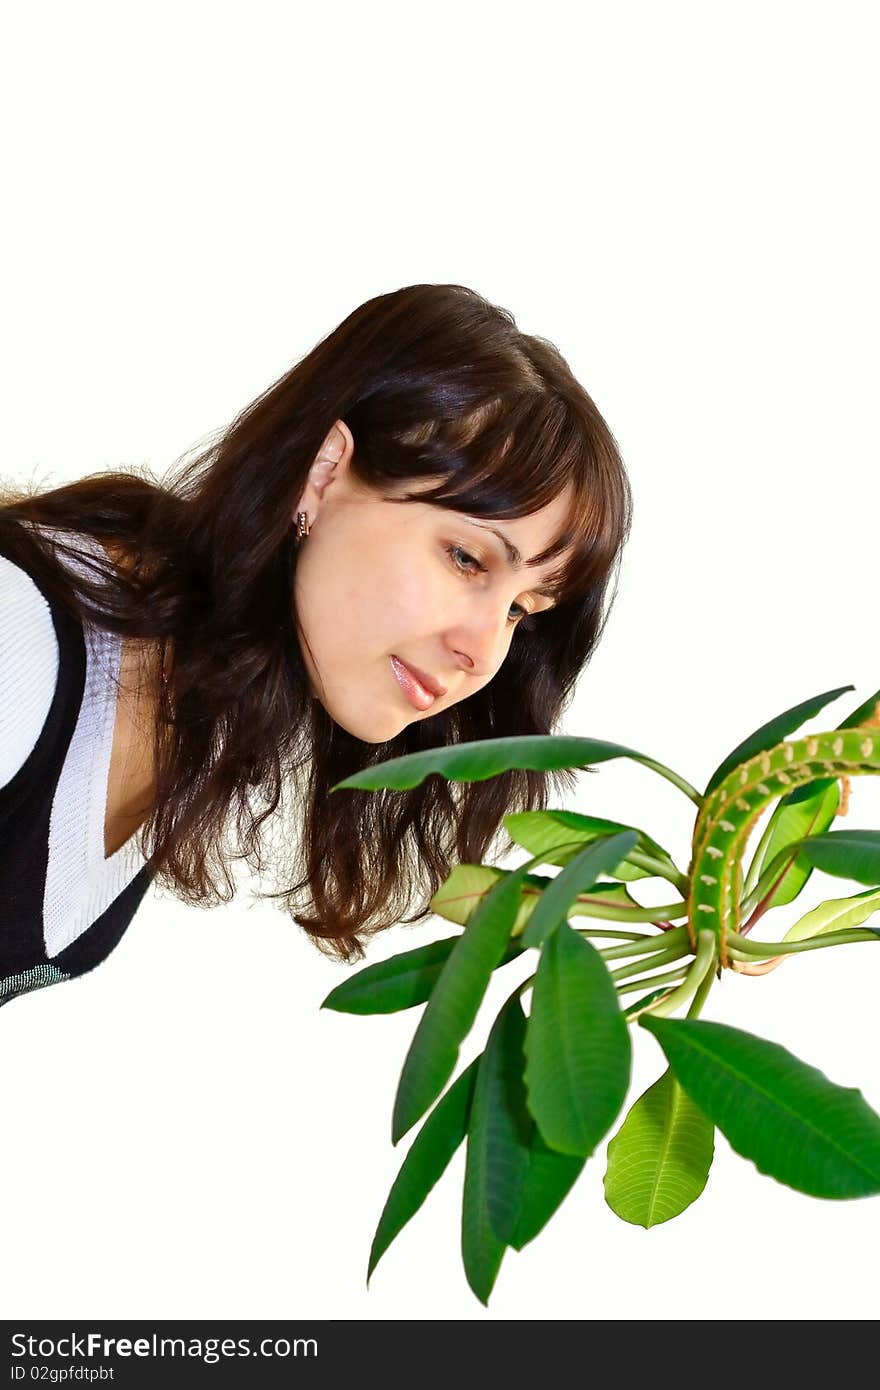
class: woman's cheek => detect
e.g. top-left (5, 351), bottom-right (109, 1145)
top-left (391, 567), bottom-right (445, 626)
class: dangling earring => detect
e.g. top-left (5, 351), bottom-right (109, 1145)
top-left (296, 510), bottom-right (311, 539)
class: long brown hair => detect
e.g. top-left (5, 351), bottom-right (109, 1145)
top-left (0, 283), bottom-right (633, 964)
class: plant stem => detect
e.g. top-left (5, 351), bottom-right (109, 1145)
top-left (568, 899), bottom-right (689, 924)
top-left (598, 926), bottom-right (688, 960)
top-left (741, 814), bottom-right (778, 899)
top-left (685, 960), bottom-right (715, 1019)
top-left (736, 884), bottom-right (777, 937)
top-left (726, 927), bottom-right (880, 959)
top-left (616, 965), bottom-right (690, 996)
top-left (609, 941), bottom-right (691, 982)
top-left (626, 849), bottom-right (690, 895)
top-left (511, 898), bottom-right (687, 939)
top-left (641, 930), bottom-right (717, 1018)
top-left (576, 927), bottom-right (655, 940)
top-left (523, 838), bottom-right (688, 891)
top-left (739, 872), bottom-right (786, 921)
top-left (635, 755), bottom-right (703, 808)
top-left (739, 843), bottom-right (805, 919)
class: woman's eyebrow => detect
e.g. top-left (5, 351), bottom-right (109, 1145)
top-left (462, 519), bottom-right (563, 598)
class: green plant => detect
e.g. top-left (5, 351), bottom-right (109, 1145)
top-left (320, 683), bottom-right (880, 1306)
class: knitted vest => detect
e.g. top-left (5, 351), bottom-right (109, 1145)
top-left (0, 526), bottom-right (155, 1010)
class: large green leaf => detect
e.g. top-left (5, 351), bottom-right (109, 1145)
top-left (793, 829), bottom-right (880, 886)
top-left (431, 861), bottom-right (645, 935)
top-left (743, 779), bottom-right (840, 911)
top-left (523, 923), bottom-right (631, 1156)
top-left (430, 863), bottom-right (522, 929)
top-left (461, 1175), bottom-right (506, 1308)
top-left (520, 831), bottom-right (638, 948)
top-left (367, 1056), bottom-right (480, 1284)
top-left (837, 686), bottom-right (880, 730)
top-left (503, 809), bottom-right (679, 883)
top-left (507, 1130), bottom-right (586, 1251)
top-left (460, 992), bottom-right (586, 1262)
top-left (464, 997), bottom-right (533, 1256)
top-left (640, 1016), bottom-right (880, 1198)
top-left (603, 1066), bottom-right (714, 1227)
top-left (703, 685), bottom-right (855, 796)
top-left (391, 860), bottom-right (532, 1144)
top-left (330, 733), bottom-right (675, 791)
top-left (782, 886), bottom-right (880, 942)
top-left (321, 935), bottom-right (526, 1015)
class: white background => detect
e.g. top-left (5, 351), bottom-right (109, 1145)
top-left (1, 0), bottom-right (878, 1321)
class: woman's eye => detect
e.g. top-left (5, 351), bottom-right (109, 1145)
top-left (444, 544), bottom-right (535, 627)
top-left (446, 544), bottom-right (483, 576)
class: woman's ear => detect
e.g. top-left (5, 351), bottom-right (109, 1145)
top-left (293, 419), bottom-right (354, 524)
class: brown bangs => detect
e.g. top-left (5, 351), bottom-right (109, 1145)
top-left (385, 388), bottom-right (630, 608)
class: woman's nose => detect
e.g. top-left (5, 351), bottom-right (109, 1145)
top-left (446, 608), bottom-right (511, 680)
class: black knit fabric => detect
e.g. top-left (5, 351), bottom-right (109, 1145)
top-left (0, 530), bottom-right (155, 1010)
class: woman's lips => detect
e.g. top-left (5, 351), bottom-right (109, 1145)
top-left (390, 656), bottom-right (443, 711)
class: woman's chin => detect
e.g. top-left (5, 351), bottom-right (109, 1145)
top-left (318, 697), bottom-right (413, 745)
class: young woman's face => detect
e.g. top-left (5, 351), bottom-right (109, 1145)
top-left (292, 423), bottom-right (577, 743)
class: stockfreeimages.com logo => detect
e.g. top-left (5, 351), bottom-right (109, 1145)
top-left (10, 1331), bottom-right (317, 1366)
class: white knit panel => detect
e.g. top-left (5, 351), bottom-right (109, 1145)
top-left (0, 557), bottom-right (60, 789)
top-left (27, 527), bottom-right (147, 959)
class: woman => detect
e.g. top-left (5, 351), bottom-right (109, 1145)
top-left (0, 282), bottom-right (632, 1012)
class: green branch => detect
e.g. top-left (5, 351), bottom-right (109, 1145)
top-left (608, 941), bottom-right (691, 982)
top-left (615, 965), bottom-right (690, 996)
top-left (727, 927), bottom-right (880, 959)
top-left (636, 755), bottom-right (703, 807)
top-left (598, 926), bottom-right (689, 961)
top-left (641, 930), bottom-right (717, 1018)
top-left (567, 898), bottom-right (689, 925)
top-left (626, 849), bottom-right (690, 895)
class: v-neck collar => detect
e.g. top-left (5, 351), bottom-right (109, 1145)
top-left (31, 527), bottom-right (147, 959)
